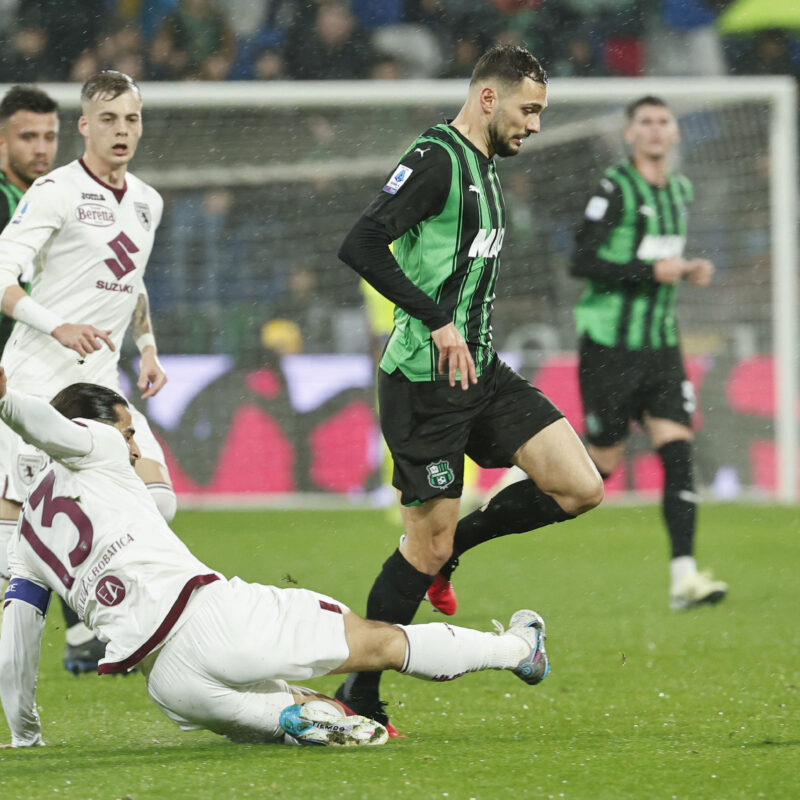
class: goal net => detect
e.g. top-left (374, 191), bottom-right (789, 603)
top-left (30, 77), bottom-right (798, 505)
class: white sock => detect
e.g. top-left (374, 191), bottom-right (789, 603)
top-left (65, 621), bottom-right (96, 647)
top-left (147, 483), bottom-right (177, 522)
top-left (670, 556), bottom-right (697, 587)
top-left (398, 622), bottom-right (528, 681)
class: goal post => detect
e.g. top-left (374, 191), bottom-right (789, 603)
top-left (13, 77), bottom-right (798, 504)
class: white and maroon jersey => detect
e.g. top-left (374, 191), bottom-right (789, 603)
top-left (0, 389), bottom-right (219, 673)
top-left (0, 159), bottom-right (163, 395)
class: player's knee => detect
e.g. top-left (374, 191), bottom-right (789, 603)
top-left (562, 471), bottom-right (604, 516)
top-left (426, 535), bottom-right (454, 568)
top-left (402, 526), bottom-right (454, 571)
top-left (148, 485), bottom-right (177, 522)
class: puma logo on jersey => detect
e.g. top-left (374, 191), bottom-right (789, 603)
top-left (414, 147), bottom-right (431, 157)
top-left (468, 227), bottom-right (505, 258)
top-left (468, 185), bottom-right (482, 195)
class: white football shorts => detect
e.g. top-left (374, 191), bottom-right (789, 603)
top-left (142, 577), bottom-right (351, 743)
top-left (0, 400), bottom-right (166, 505)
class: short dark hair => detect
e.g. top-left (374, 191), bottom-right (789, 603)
top-left (626, 95), bottom-right (670, 120)
top-left (50, 383), bottom-right (128, 423)
top-left (471, 45), bottom-right (548, 88)
top-left (81, 70), bottom-right (140, 104)
top-left (0, 86), bottom-right (58, 125)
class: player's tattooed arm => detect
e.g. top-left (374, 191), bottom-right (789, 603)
top-left (132, 290), bottom-right (167, 399)
top-left (131, 291), bottom-right (152, 342)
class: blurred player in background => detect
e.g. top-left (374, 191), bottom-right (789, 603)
top-left (0, 70), bottom-right (176, 673)
top-left (337, 44), bottom-right (603, 732)
top-left (570, 96), bottom-right (727, 611)
top-left (0, 370), bottom-right (550, 748)
top-left (0, 86), bottom-right (59, 353)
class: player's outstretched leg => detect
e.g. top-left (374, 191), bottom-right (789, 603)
top-left (397, 610), bottom-right (549, 686)
top-left (338, 609), bottom-right (551, 687)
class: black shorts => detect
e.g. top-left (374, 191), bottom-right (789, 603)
top-left (578, 336), bottom-right (694, 447)
top-left (379, 357), bottom-right (564, 506)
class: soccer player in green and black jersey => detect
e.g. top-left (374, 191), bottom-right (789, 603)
top-left (0, 87), bottom-right (59, 353)
top-left (571, 95), bottom-right (727, 611)
top-left (337, 45), bottom-right (603, 732)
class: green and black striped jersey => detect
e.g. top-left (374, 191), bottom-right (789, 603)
top-left (363, 123), bottom-right (506, 382)
top-left (570, 159), bottom-right (694, 350)
top-left (0, 169), bottom-right (24, 230)
top-left (0, 169), bottom-right (26, 352)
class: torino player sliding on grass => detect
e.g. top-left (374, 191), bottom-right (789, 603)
top-left (0, 71), bottom-right (176, 674)
top-left (0, 369), bottom-right (550, 748)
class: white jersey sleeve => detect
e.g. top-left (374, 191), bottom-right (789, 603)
top-left (0, 581), bottom-right (49, 747)
top-left (0, 179), bottom-right (68, 295)
top-left (0, 389), bottom-right (92, 461)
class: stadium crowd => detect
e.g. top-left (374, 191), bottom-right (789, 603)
top-left (0, 0), bottom-right (798, 84)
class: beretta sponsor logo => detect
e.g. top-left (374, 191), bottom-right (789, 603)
top-left (76, 203), bottom-right (115, 227)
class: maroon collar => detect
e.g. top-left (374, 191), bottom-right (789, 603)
top-left (79, 158), bottom-right (127, 203)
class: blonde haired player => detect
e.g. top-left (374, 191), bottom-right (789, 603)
top-left (0, 369), bottom-right (549, 748)
top-left (0, 71), bottom-right (175, 672)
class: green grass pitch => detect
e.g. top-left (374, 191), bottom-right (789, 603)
top-left (0, 503), bottom-right (798, 799)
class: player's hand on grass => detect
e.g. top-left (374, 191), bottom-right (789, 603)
top-left (686, 258), bottom-right (714, 287)
top-left (137, 347), bottom-right (167, 399)
top-left (653, 258), bottom-right (690, 285)
top-left (52, 323), bottom-right (115, 358)
top-left (432, 322), bottom-right (477, 390)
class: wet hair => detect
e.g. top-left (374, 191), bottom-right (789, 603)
top-left (626, 95), bottom-right (670, 120)
top-left (471, 45), bottom-right (548, 88)
top-left (50, 383), bottom-right (128, 423)
top-left (80, 70), bottom-right (140, 104)
top-left (0, 86), bottom-right (58, 125)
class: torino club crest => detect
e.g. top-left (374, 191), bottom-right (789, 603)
top-left (134, 202), bottom-right (151, 231)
